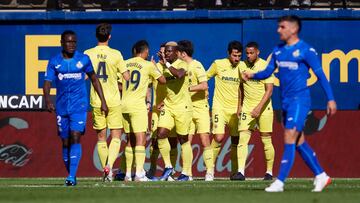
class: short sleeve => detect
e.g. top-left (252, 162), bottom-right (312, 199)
top-left (44, 59), bottom-right (56, 81)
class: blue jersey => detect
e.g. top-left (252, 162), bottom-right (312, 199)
top-left (254, 40), bottom-right (334, 102)
top-left (44, 51), bottom-right (94, 115)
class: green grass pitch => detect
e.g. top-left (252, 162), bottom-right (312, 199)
top-left (0, 178), bottom-right (359, 203)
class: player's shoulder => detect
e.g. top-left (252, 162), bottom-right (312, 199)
top-left (299, 40), bottom-right (318, 55)
top-left (191, 59), bottom-right (205, 69)
top-left (83, 46), bottom-right (96, 55)
top-left (108, 47), bottom-right (123, 56)
top-left (214, 58), bottom-right (228, 64)
top-left (49, 53), bottom-right (63, 65)
top-left (256, 58), bottom-right (267, 66)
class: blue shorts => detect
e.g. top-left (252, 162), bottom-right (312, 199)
top-left (282, 97), bottom-right (310, 132)
top-left (56, 112), bottom-right (87, 139)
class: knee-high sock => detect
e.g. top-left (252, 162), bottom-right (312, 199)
top-left (237, 130), bottom-right (251, 174)
top-left (277, 144), bottom-right (296, 182)
top-left (170, 147), bottom-right (178, 169)
top-left (135, 146), bottom-right (146, 175)
top-left (107, 138), bottom-right (120, 168)
top-left (125, 146), bottom-right (134, 176)
top-left (69, 143), bottom-right (82, 178)
top-left (261, 135), bottom-right (275, 175)
top-left (158, 138), bottom-right (172, 168)
top-left (231, 143), bottom-right (238, 174)
top-left (62, 147), bottom-right (70, 173)
top-left (297, 141), bottom-right (324, 176)
top-left (203, 146), bottom-right (214, 173)
top-left (97, 141), bottom-right (108, 168)
top-left (211, 140), bottom-right (221, 165)
top-left (149, 146), bottom-right (160, 175)
top-left (181, 141), bottom-right (193, 176)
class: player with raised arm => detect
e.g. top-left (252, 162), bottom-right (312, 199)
top-left (233, 42), bottom-right (275, 181)
top-left (242, 15), bottom-right (336, 192)
top-left (178, 40), bottom-right (214, 181)
top-left (156, 41), bottom-right (193, 181)
top-left (122, 40), bottom-right (166, 181)
top-left (207, 41), bottom-right (244, 179)
top-left (43, 30), bottom-right (108, 186)
top-left (84, 23), bottom-right (129, 182)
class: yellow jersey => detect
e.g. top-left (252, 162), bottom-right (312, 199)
top-left (207, 58), bottom-right (243, 112)
top-left (163, 59), bottom-right (192, 111)
top-left (122, 57), bottom-right (162, 113)
top-left (84, 45), bottom-right (126, 108)
top-left (152, 62), bottom-right (167, 108)
top-left (240, 58), bottom-right (274, 111)
top-left (188, 59), bottom-right (208, 108)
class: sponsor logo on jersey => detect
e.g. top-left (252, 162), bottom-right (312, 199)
top-left (58, 73), bottom-right (82, 80)
top-left (277, 61), bottom-right (299, 70)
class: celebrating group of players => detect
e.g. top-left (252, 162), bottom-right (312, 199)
top-left (44, 15), bottom-right (336, 192)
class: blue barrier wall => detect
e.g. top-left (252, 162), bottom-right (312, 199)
top-left (0, 10), bottom-right (359, 110)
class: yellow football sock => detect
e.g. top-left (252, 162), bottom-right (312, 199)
top-left (231, 143), bottom-right (238, 174)
top-left (261, 135), bottom-right (275, 174)
top-left (170, 147), bottom-right (178, 169)
top-left (158, 138), bottom-right (172, 168)
top-left (203, 146), bottom-right (214, 173)
top-left (97, 141), bottom-right (108, 168)
top-left (237, 130), bottom-right (251, 174)
top-left (211, 140), bottom-right (221, 165)
top-left (125, 146), bottom-right (134, 175)
top-left (107, 138), bottom-right (120, 168)
top-left (181, 141), bottom-right (193, 176)
top-left (150, 146), bottom-right (160, 174)
top-left (135, 146), bottom-right (146, 174)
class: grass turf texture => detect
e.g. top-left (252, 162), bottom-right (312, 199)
top-left (0, 178), bottom-right (359, 203)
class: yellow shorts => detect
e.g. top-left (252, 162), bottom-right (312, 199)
top-left (151, 110), bottom-right (177, 138)
top-left (189, 106), bottom-right (210, 135)
top-left (238, 110), bottom-right (273, 133)
top-left (158, 107), bottom-right (192, 136)
top-left (122, 111), bottom-right (148, 133)
top-left (92, 105), bottom-right (123, 130)
top-left (212, 108), bottom-right (238, 136)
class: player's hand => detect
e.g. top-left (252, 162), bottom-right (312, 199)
top-left (156, 102), bottom-right (164, 111)
top-left (101, 103), bottom-right (109, 117)
top-left (157, 51), bottom-right (166, 64)
top-left (45, 100), bottom-right (55, 113)
top-left (327, 100), bottom-right (337, 116)
top-left (251, 106), bottom-right (261, 118)
top-left (241, 71), bottom-right (254, 81)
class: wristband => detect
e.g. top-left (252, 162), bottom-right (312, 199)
top-left (165, 62), bottom-right (171, 68)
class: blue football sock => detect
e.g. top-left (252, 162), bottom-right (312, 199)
top-left (69, 144), bottom-right (82, 178)
top-left (297, 142), bottom-right (324, 176)
top-left (62, 147), bottom-right (70, 173)
top-left (277, 144), bottom-right (296, 182)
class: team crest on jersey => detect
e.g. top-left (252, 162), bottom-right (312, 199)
top-left (76, 61), bottom-right (83, 69)
top-left (292, 49), bottom-right (300, 57)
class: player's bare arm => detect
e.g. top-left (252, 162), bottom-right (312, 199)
top-left (87, 71), bottom-right (109, 116)
top-left (251, 83), bottom-right (273, 118)
top-left (43, 80), bottom-right (55, 112)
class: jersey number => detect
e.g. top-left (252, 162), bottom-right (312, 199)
top-left (97, 62), bottom-right (108, 82)
top-left (126, 70), bottom-right (141, 91)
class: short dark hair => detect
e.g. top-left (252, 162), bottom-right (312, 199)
top-left (133, 40), bottom-right (149, 55)
top-left (228, 41), bottom-right (243, 54)
top-left (96, 23), bottom-right (112, 42)
top-left (177, 40), bottom-right (194, 57)
top-left (246, 41), bottom-right (259, 49)
top-left (61, 30), bottom-right (76, 41)
top-left (160, 42), bottom-right (166, 48)
top-left (279, 15), bottom-right (302, 33)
